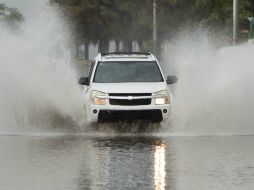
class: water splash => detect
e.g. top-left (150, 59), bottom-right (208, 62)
top-left (0, 2), bottom-right (84, 134)
top-left (163, 34), bottom-right (254, 136)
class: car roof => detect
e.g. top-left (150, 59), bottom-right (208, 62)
top-left (95, 52), bottom-right (157, 62)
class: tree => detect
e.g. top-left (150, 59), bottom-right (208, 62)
top-left (0, 3), bottom-right (24, 31)
top-left (51, 0), bottom-right (154, 53)
top-left (51, 0), bottom-right (253, 57)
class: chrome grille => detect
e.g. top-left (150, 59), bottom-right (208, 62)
top-left (109, 93), bottom-right (151, 106)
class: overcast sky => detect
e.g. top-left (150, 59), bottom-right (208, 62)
top-left (1, 0), bottom-right (46, 18)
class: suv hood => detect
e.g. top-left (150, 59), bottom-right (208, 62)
top-left (91, 82), bottom-right (167, 94)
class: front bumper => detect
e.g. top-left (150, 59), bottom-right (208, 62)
top-left (86, 105), bottom-right (171, 123)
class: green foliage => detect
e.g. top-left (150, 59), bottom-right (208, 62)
top-left (51, 0), bottom-right (254, 50)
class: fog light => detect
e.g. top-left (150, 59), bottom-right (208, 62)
top-left (93, 109), bottom-right (98, 114)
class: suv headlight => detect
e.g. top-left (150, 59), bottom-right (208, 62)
top-left (90, 91), bottom-right (108, 105)
top-left (154, 90), bottom-right (170, 105)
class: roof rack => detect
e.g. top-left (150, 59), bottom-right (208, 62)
top-left (101, 52), bottom-right (151, 56)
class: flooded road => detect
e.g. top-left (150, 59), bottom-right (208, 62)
top-left (1, 134), bottom-right (254, 190)
top-left (1, 2), bottom-right (254, 189)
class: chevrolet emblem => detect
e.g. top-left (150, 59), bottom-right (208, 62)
top-left (128, 96), bottom-right (133, 100)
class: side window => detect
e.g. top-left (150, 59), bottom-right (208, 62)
top-left (88, 61), bottom-right (95, 84)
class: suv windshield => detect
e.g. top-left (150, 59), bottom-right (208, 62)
top-left (93, 61), bottom-right (163, 83)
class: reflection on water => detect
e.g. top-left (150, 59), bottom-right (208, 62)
top-left (154, 144), bottom-right (166, 190)
top-left (79, 136), bottom-right (165, 189)
top-left (0, 135), bottom-right (254, 190)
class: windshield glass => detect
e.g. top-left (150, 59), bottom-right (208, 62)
top-left (93, 61), bottom-right (164, 83)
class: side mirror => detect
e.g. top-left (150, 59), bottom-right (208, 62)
top-left (166, 76), bottom-right (177, 85)
top-left (78, 77), bottom-right (89, 86)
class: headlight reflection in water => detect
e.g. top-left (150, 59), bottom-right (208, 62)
top-left (154, 144), bottom-right (166, 190)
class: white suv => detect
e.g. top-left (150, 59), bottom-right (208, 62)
top-left (78, 52), bottom-right (177, 123)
